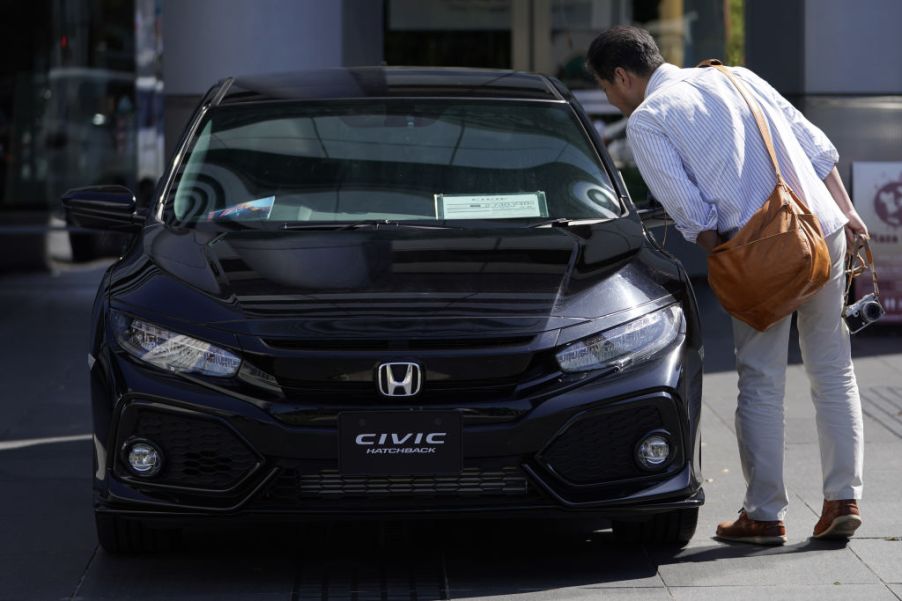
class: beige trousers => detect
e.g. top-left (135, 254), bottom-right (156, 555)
top-left (731, 228), bottom-right (864, 521)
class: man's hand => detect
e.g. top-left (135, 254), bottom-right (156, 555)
top-left (696, 230), bottom-right (722, 254)
top-left (823, 167), bottom-right (870, 253)
top-left (844, 208), bottom-right (869, 252)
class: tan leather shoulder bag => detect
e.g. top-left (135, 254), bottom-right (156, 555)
top-left (698, 59), bottom-right (831, 331)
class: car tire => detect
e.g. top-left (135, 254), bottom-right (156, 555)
top-left (95, 513), bottom-right (181, 554)
top-left (611, 507), bottom-right (698, 546)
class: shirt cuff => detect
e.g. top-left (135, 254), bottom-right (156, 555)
top-left (676, 225), bottom-right (701, 244)
top-left (673, 207), bottom-right (718, 244)
top-left (811, 147), bottom-right (839, 180)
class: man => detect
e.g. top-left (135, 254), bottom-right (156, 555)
top-left (586, 25), bottom-right (867, 545)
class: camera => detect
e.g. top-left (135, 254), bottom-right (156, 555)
top-left (843, 293), bottom-right (885, 334)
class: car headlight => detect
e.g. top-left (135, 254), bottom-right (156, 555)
top-left (555, 305), bottom-right (684, 373)
top-left (112, 312), bottom-right (241, 377)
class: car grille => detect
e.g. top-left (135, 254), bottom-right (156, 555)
top-left (122, 410), bottom-right (260, 491)
top-left (254, 465), bottom-right (530, 506)
top-left (263, 335), bottom-right (536, 351)
top-left (540, 405), bottom-right (666, 485)
top-left (264, 357), bottom-right (556, 405)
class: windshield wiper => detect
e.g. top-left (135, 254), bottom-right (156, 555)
top-left (528, 218), bottom-right (573, 228)
top-left (527, 218), bottom-right (612, 228)
top-left (281, 220), bottom-right (461, 231)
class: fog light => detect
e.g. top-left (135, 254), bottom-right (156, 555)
top-left (636, 433), bottom-right (671, 470)
top-left (126, 441), bottom-right (163, 477)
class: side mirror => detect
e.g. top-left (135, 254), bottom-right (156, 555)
top-left (61, 185), bottom-right (144, 232)
top-left (637, 195), bottom-right (674, 229)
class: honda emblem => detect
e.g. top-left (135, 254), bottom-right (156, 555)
top-left (377, 362), bottom-right (422, 397)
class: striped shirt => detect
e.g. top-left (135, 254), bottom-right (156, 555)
top-left (626, 63), bottom-right (847, 243)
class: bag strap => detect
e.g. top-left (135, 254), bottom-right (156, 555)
top-left (697, 58), bottom-right (784, 186)
top-left (845, 235), bottom-right (880, 300)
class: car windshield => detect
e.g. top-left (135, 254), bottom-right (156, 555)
top-left (164, 99), bottom-right (622, 228)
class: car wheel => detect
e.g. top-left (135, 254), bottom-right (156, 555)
top-left (611, 507), bottom-right (698, 546)
top-left (95, 513), bottom-right (181, 554)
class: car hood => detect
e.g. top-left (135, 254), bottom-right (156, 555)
top-left (114, 220), bottom-right (671, 339)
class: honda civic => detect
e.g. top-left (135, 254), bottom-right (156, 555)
top-left (64, 67), bottom-right (704, 553)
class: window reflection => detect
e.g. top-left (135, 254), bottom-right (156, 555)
top-left (0, 0), bottom-right (147, 215)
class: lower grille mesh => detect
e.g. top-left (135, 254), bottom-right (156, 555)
top-left (261, 466), bottom-right (529, 501)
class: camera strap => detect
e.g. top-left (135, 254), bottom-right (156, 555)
top-left (845, 235), bottom-right (880, 300)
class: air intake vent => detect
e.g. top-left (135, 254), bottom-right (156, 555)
top-left (263, 336), bottom-right (535, 351)
top-left (119, 410), bottom-right (260, 491)
top-left (261, 466), bottom-right (529, 502)
top-left (541, 405), bottom-right (668, 485)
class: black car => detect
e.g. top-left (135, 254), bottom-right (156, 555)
top-left (64, 68), bottom-right (704, 554)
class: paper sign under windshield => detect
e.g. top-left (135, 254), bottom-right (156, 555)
top-left (435, 192), bottom-right (548, 220)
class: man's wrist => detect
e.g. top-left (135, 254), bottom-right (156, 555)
top-left (695, 230), bottom-right (722, 253)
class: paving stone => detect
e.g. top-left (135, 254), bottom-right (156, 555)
top-left (788, 442), bottom-right (902, 538)
top-left (452, 588), bottom-right (673, 601)
top-left (669, 584), bottom-right (899, 601)
top-left (854, 357), bottom-right (902, 389)
top-left (0, 439), bottom-right (92, 481)
top-left (783, 417), bottom-right (822, 444)
top-left (0, 551), bottom-right (95, 601)
top-left (860, 384), bottom-right (902, 440)
top-left (290, 522), bottom-right (447, 601)
top-left (700, 372), bottom-right (738, 417)
top-left (0, 476), bottom-right (95, 555)
top-left (862, 411), bottom-right (902, 444)
top-left (849, 539), bottom-right (902, 584)
top-left (693, 403), bottom-right (746, 542)
top-left (74, 551), bottom-right (295, 601)
top-left (0, 276), bottom-right (96, 441)
top-left (842, 495), bottom-right (902, 539)
top-left (444, 530), bottom-right (664, 591)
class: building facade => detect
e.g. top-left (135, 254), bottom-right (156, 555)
top-left (0, 0), bottom-right (898, 271)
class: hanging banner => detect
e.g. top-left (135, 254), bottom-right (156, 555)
top-left (852, 162), bottom-right (902, 323)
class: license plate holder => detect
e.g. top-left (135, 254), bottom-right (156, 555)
top-left (338, 411), bottom-right (462, 476)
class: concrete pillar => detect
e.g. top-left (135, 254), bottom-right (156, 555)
top-left (745, 0), bottom-right (805, 98)
top-left (746, 0), bottom-right (902, 181)
top-left (511, 0), bottom-right (553, 74)
top-left (803, 1), bottom-right (902, 96)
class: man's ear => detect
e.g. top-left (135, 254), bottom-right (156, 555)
top-left (613, 67), bottom-right (633, 88)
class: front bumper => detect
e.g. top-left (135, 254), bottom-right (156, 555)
top-left (92, 342), bottom-right (704, 521)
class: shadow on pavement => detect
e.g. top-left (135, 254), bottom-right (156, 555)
top-left (83, 520), bottom-right (663, 599)
top-left (74, 520), bottom-right (861, 599)
top-left (648, 536), bottom-right (849, 562)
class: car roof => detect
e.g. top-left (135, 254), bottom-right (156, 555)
top-left (221, 67), bottom-right (566, 104)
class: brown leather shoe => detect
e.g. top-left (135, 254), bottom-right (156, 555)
top-left (715, 510), bottom-right (787, 545)
top-left (812, 499), bottom-right (862, 539)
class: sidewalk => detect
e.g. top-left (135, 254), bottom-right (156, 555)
top-left (669, 349), bottom-right (902, 600)
top-left (658, 278), bottom-right (902, 600)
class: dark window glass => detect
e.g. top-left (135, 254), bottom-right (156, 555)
top-left (0, 0), bottom-right (136, 214)
top-left (167, 100), bottom-right (621, 228)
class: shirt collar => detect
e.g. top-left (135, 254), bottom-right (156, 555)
top-left (643, 63), bottom-right (683, 100)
